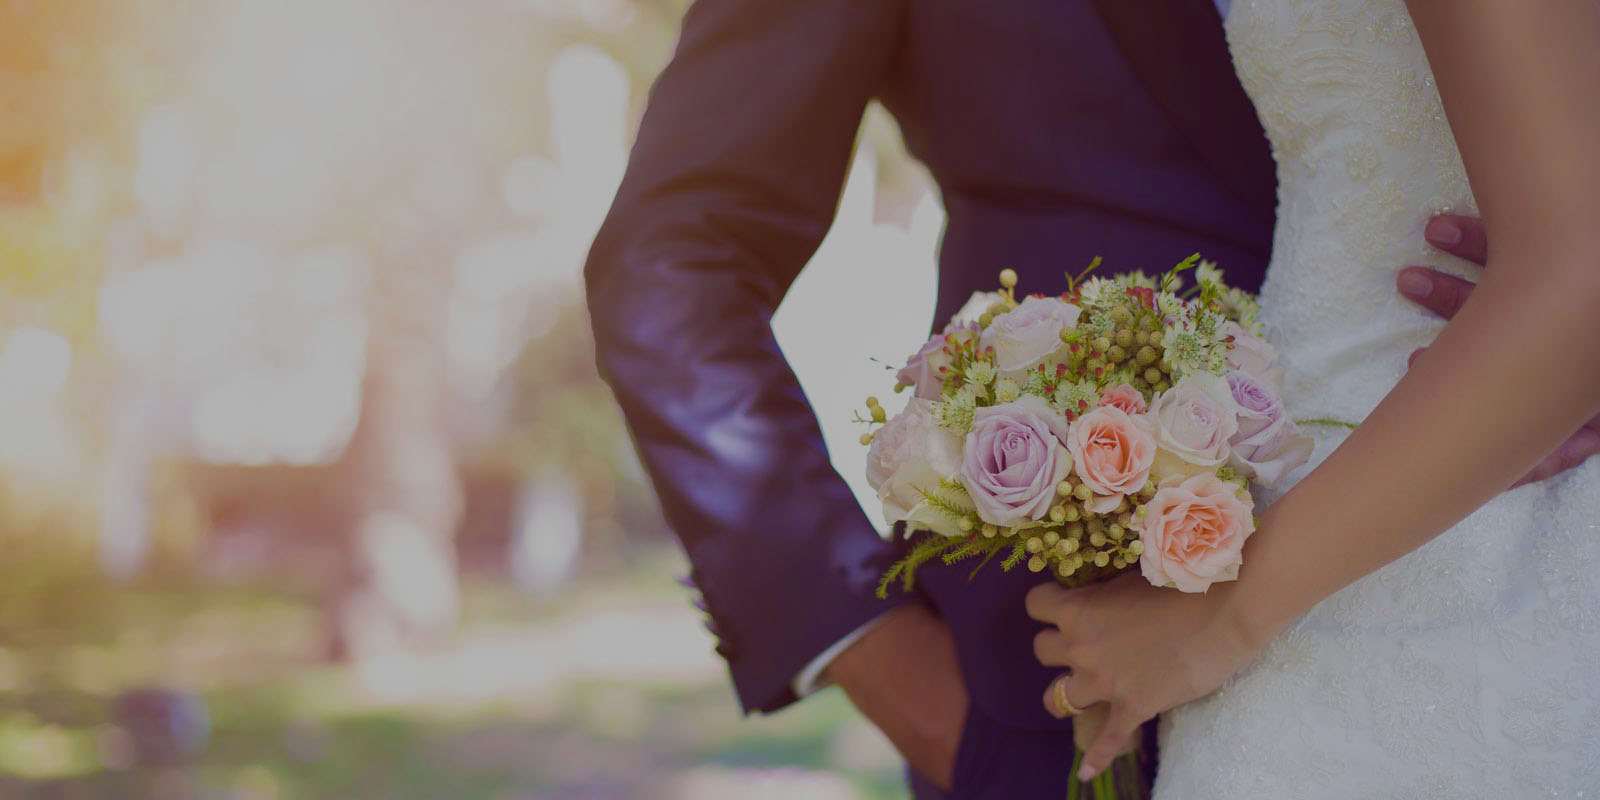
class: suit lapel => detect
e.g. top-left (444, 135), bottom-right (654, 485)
top-left (1088, 0), bottom-right (1278, 223)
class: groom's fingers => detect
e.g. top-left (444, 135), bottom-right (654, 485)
top-left (1513, 426), bottom-right (1600, 488)
top-left (1425, 214), bottom-right (1489, 265)
top-left (1397, 267), bottom-right (1476, 320)
top-left (1412, 345), bottom-right (1600, 486)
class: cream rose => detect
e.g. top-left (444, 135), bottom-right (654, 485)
top-left (866, 399), bottom-right (963, 528)
top-left (1134, 472), bottom-right (1255, 593)
top-left (1067, 405), bottom-right (1157, 513)
top-left (978, 296), bottom-right (1082, 374)
top-left (1149, 373), bottom-right (1240, 478)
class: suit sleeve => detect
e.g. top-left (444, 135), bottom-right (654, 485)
top-left (584, 0), bottom-right (914, 714)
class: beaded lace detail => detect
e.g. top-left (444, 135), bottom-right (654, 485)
top-left (1153, 1), bottom-right (1600, 796)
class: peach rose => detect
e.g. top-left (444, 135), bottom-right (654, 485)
top-left (1099, 383), bottom-right (1148, 415)
top-left (1066, 405), bottom-right (1157, 514)
top-left (1134, 472), bottom-right (1255, 593)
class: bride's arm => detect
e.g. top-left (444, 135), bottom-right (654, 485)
top-left (1235, 0), bottom-right (1600, 642)
top-left (1030, 0), bottom-right (1600, 779)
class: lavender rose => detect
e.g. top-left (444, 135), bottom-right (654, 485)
top-left (866, 399), bottom-right (964, 529)
top-left (1149, 373), bottom-right (1241, 479)
top-left (1225, 371), bottom-right (1314, 486)
top-left (959, 394), bottom-right (1074, 528)
top-left (979, 296), bottom-right (1082, 374)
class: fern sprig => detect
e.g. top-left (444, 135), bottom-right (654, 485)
top-left (876, 535), bottom-right (965, 598)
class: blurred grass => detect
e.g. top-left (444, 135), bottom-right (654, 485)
top-left (0, 550), bottom-right (905, 799)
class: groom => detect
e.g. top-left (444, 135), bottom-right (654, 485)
top-left (583, 0), bottom-right (1600, 797)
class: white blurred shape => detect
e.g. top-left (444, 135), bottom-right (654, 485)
top-left (133, 107), bottom-right (193, 241)
top-left (0, 327), bottom-right (83, 500)
top-left (97, 260), bottom-right (183, 364)
top-left (674, 767), bottom-right (858, 800)
top-left (510, 473), bottom-right (584, 593)
top-left (549, 44), bottom-right (628, 186)
top-left (772, 144), bottom-right (944, 525)
top-left (358, 510), bottom-right (461, 636)
top-left (0, 326), bottom-right (72, 396)
top-left (446, 232), bottom-right (558, 401)
top-left (194, 2), bottom-right (390, 236)
top-left (577, 0), bottom-right (637, 30)
top-left (528, 44), bottom-right (630, 286)
top-left (501, 155), bottom-right (557, 220)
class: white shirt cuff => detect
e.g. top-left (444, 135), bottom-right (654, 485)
top-left (792, 612), bottom-right (895, 697)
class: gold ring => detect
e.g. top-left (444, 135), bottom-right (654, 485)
top-left (1053, 677), bottom-right (1084, 717)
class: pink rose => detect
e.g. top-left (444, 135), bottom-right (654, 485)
top-left (1222, 321), bottom-right (1277, 382)
top-left (867, 399), bottom-right (964, 529)
top-left (1067, 405), bottom-right (1157, 513)
top-left (1149, 373), bottom-right (1240, 477)
top-left (978, 296), bottom-right (1082, 374)
top-left (1134, 472), bottom-right (1255, 593)
top-left (1226, 371), bottom-right (1314, 486)
top-left (959, 395), bottom-right (1074, 528)
top-left (896, 334), bottom-right (948, 401)
top-left (1099, 383), bottom-right (1148, 415)
top-left (898, 324), bottom-right (977, 401)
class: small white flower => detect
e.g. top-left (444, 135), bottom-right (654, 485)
top-left (993, 378), bottom-right (1021, 403)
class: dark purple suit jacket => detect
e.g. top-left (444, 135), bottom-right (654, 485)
top-left (585, 0), bottom-right (1276, 795)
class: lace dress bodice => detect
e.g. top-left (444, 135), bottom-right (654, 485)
top-left (1152, 2), bottom-right (1600, 796)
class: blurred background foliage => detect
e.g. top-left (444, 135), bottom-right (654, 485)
top-left (0, 0), bottom-right (938, 797)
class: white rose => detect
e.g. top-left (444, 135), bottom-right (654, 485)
top-left (866, 399), bottom-right (963, 526)
top-left (950, 291), bottom-right (1007, 327)
top-left (978, 296), bottom-right (1082, 374)
top-left (1149, 373), bottom-right (1241, 478)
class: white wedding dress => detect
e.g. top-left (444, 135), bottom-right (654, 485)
top-left (1154, 1), bottom-right (1600, 796)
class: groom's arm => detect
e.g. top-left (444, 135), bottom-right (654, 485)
top-left (586, 0), bottom-right (920, 713)
top-left (1397, 214), bottom-right (1600, 484)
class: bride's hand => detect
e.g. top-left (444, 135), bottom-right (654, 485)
top-left (1397, 214), bottom-right (1600, 486)
top-left (1026, 573), bottom-right (1271, 782)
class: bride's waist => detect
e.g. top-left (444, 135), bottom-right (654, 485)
top-left (1264, 321), bottom-right (1439, 421)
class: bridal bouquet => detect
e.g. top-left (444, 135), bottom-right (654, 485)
top-left (864, 255), bottom-right (1314, 596)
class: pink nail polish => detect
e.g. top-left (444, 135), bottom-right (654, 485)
top-left (1425, 219), bottom-right (1462, 247)
top-left (1079, 765), bottom-right (1100, 782)
top-left (1397, 270), bottom-right (1432, 299)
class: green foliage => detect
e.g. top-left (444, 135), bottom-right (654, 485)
top-left (877, 535), bottom-right (965, 598)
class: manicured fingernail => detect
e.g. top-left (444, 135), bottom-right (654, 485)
top-left (1397, 270), bottom-right (1432, 300)
top-left (1079, 764), bottom-right (1101, 782)
top-left (1425, 218), bottom-right (1462, 247)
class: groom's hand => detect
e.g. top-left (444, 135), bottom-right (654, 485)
top-left (827, 604), bottom-right (967, 791)
top-left (1398, 214), bottom-right (1600, 486)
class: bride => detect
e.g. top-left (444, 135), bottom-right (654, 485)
top-left (1026, 0), bottom-right (1600, 794)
